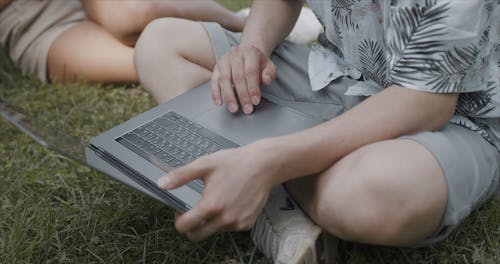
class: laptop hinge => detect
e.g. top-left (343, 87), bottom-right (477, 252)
top-left (89, 144), bottom-right (189, 212)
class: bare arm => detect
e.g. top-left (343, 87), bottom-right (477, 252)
top-left (241, 0), bottom-right (302, 56)
top-left (265, 85), bottom-right (459, 185)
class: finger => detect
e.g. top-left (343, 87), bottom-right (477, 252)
top-left (175, 211), bottom-right (182, 219)
top-left (175, 200), bottom-right (219, 234)
top-left (230, 49), bottom-right (253, 114)
top-left (210, 66), bottom-right (222, 106)
top-left (157, 160), bottom-right (209, 190)
top-left (244, 50), bottom-right (261, 106)
top-left (218, 52), bottom-right (238, 113)
top-left (186, 215), bottom-right (232, 242)
top-left (261, 59), bottom-right (277, 86)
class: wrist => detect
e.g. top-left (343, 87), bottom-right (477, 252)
top-left (252, 137), bottom-right (298, 187)
top-left (240, 38), bottom-right (274, 58)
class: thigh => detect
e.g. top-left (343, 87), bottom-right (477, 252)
top-left (1, 0), bottom-right (86, 83)
top-left (48, 20), bottom-right (137, 83)
top-left (82, 0), bottom-right (163, 46)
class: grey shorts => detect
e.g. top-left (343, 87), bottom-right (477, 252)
top-left (200, 22), bottom-right (500, 246)
top-left (0, 0), bottom-right (86, 82)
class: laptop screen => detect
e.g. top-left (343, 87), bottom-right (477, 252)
top-left (0, 99), bottom-right (88, 166)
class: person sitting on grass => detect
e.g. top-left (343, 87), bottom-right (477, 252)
top-left (134, 0), bottom-right (500, 263)
top-left (0, 0), bottom-right (245, 84)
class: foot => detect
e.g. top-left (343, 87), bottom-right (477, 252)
top-left (251, 185), bottom-right (323, 263)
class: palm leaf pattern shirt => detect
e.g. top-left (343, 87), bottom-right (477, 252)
top-left (306, 0), bottom-right (500, 151)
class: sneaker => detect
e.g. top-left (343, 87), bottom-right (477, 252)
top-left (251, 185), bottom-right (322, 263)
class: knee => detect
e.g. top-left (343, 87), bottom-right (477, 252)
top-left (314, 152), bottom-right (423, 245)
top-left (94, 2), bottom-right (161, 45)
top-left (134, 18), bottom-right (183, 77)
top-left (135, 17), bottom-right (188, 57)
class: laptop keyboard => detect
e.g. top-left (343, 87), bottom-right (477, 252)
top-left (116, 111), bottom-right (238, 193)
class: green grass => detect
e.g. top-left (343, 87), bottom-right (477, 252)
top-left (1, 1), bottom-right (499, 263)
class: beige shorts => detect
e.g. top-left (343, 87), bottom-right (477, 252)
top-left (0, 0), bottom-right (85, 82)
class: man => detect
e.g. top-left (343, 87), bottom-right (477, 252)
top-left (134, 0), bottom-right (500, 263)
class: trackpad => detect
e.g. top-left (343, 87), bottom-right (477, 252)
top-left (194, 100), bottom-right (320, 145)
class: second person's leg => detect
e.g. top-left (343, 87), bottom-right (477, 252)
top-left (83, 0), bottom-right (244, 47)
top-left (48, 21), bottom-right (137, 83)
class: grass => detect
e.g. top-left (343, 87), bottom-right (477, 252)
top-left (0, 1), bottom-right (499, 263)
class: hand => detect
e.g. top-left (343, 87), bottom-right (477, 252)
top-left (211, 44), bottom-right (276, 115)
top-left (157, 142), bottom-right (278, 242)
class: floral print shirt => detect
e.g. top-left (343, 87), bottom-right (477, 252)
top-left (306, 0), bottom-right (500, 151)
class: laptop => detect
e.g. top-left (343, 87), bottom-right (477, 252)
top-left (1, 82), bottom-right (323, 212)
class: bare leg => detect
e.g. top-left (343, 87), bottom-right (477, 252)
top-left (48, 21), bottom-right (137, 83)
top-left (156, 0), bottom-right (245, 32)
top-left (286, 139), bottom-right (447, 246)
top-left (134, 18), bottom-right (216, 103)
top-left (83, 0), bottom-right (244, 46)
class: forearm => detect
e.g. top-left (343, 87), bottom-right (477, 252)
top-left (240, 0), bottom-right (302, 56)
top-left (263, 85), bottom-right (458, 185)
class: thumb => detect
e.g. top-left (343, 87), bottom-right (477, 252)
top-left (261, 59), bottom-right (276, 85)
top-left (157, 163), bottom-right (205, 190)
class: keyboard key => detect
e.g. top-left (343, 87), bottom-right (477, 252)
top-left (192, 136), bottom-right (204, 146)
top-left (168, 147), bottom-right (183, 155)
top-left (123, 133), bottom-right (140, 144)
top-left (150, 147), bottom-right (163, 156)
top-left (142, 132), bottom-right (155, 141)
top-left (180, 155), bottom-right (195, 163)
top-left (167, 159), bottom-right (183, 168)
top-left (177, 151), bottom-right (189, 159)
top-left (161, 143), bottom-right (176, 153)
top-left (149, 136), bottom-right (163, 145)
top-left (158, 152), bottom-right (174, 162)
top-left (177, 129), bottom-right (191, 138)
top-left (206, 144), bottom-right (222, 153)
top-left (198, 140), bottom-right (212, 149)
top-left (185, 144), bottom-right (197, 152)
top-left (155, 118), bottom-right (176, 129)
top-left (187, 123), bottom-right (203, 131)
top-left (133, 128), bottom-right (149, 136)
top-left (171, 136), bottom-right (183, 144)
top-left (142, 142), bottom-right (157, 152)
top-left (178, 140), bottom-right (191, 149)
top-left (144, 122), bottom-right (160, 131)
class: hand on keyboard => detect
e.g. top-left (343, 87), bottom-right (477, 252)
top-left (156, 139), bottom-right (279, 242)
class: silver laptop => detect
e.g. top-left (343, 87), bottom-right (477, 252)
top-left (1, 82), bottom-right (323, 212)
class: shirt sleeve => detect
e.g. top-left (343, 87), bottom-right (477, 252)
top-left (385, 0), bottom-right (495, 94)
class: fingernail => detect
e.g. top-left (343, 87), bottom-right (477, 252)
top-left (157, 176), bottom-right (171, 189)
top-left (243, 104), bottom-right (253, 114)
top-left (229, 103), bottom-right (238, 113)
top-left (264, 74), bottom-right (272, 84)
top-left (214, 98), bottom-right (222, 106)
top-left (251, 96), bottom-right (260, 105)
